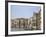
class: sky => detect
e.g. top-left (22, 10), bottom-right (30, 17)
top-left (11, 5), bottom-right (41, 19)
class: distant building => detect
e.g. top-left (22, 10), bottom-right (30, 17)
top-left (36, 10), bottom-right (41, 30)
top-left (28, 18), bottom-right (32, 29)
top-left (11, 19), bottom-right (16, 28)
top-left (24, 19), bottom-right (28, 29)
top-left (19, 18), bottom-right (25, 28)
top-left (31, 13), bottom-right (37, 30)
top-left (31, 9), bottom-right (41, 30)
